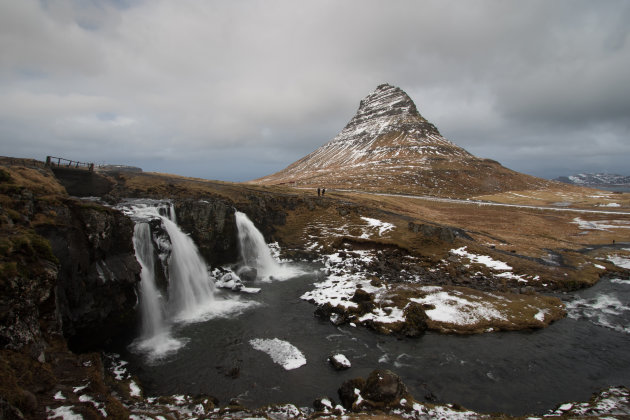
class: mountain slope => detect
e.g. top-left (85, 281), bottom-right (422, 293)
top-left (251, 84), bottom-right (552, 198)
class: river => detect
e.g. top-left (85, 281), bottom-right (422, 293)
top-left (116, 269), bottom-right (630, 417)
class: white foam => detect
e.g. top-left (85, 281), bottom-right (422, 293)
top-left (249, 338), bottom-right (306, 370)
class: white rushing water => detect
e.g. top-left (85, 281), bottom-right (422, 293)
top-left (235, 211), bottom-right (302, 281)
top-left (123, 202), bottom-right (254, 362)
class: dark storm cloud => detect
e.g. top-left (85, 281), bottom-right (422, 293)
top-left (0, 0), bottom-right (628, 181)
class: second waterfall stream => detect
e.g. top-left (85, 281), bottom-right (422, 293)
top-left (234, 211), bottom-right (303, 281)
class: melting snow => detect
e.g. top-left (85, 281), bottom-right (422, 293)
top-left (410, 289), bottom-right (506, 325)
top-left (129, 380), bottom-right (141, 397)
top-left (46, 406), bottom-right (83, 420)
top-left (249, 338), bottom-right (306, 370)
top-left (330, 354), bottom-right (351, 369)
top-left (451, 246), bottom-right (512, 271)
top-left (608, 255), bottom-right (630, 269)
top-left (572, 217), bottom-right (630, 231)
top-left (360, 216), bottom-right (395, 236)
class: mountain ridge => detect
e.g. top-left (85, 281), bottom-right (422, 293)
top-left (251, 84), bottom-right (551, 198)
top-left (556, 173), bottom-right (630, 186)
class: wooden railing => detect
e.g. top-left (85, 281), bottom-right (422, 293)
top-left (46, 156), bottom-right (94, 172)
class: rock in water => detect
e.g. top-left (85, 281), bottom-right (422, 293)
top-left (328, 353), bottom-right (351, 370)
top-left (338, 369), bottom-right (411, 411)
top-left (362, 369), bottom-right (409, 405)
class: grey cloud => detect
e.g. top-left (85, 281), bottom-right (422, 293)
top-left (0, 0), bottom-right (628, 181)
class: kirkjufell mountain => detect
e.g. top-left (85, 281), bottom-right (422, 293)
top-left (252, 84), bottom-right (551, 197)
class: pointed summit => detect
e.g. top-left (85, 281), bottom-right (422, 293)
top-left (252, 84), bottom-right (549, 197)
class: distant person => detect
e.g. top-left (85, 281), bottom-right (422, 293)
top-left (317, 187), bottom-right (321, 197)
top-left (322, 188), bottom-right (326, 196)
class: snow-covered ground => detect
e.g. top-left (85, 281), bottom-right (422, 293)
top-left (301, 248), bottom-right (559, 333)
top-left (410, 287), bottom-right (506, 326)
top-left (572, 217), bottom-right (630, 231)
top-left (449, 246), bottom-right (537, 284)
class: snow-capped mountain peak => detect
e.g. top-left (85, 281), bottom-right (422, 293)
top-left (251, 84), bottom-right (550, 197)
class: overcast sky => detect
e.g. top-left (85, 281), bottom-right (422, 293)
top-left (1, 0), bottom-right (629, 181)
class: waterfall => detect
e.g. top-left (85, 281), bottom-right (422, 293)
top-left (122, 201), bottom-right (255, 361)
top-left (133, 222), bottom-right (166, 338)
top-left (130, 218), bottom-right (184, 360)
top-left (160, 216), bottom-right (215, 322)
top-left (235, 211), bottom-right (301, 281)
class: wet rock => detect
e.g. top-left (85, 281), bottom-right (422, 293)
top-left (363, 369), bottom-right (409, 405)
top-left (338, 377), bottom-right (366, 409)
top-left (313, 396), bottom-right (335, 412)
top-left (174, 199), bottom-right (238, 266)
top-left (338, 370), bottom-right (411, 411)
top-left (237, 266), bottom-right (257, 282)
top-left (314, 303), bottom-right (348, 326)
top-left (328, 353), bottom-right (351, 370)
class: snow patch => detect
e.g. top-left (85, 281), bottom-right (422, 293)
top-left (330, 353), bottom-right (351, 369)
top-left (249, 338), bottom-right (306, 370)
top-left (410, 289), bottom-right (506, 326)
top-left (608, 255), bottom-right (630, 269)
top-left (450, 247), bottom-right (512, 271)
top-left (129, 380), bottom-right (141, 397)
top-left (46, 406), bottom-right (83, 420)
top-left (360, 216), bottom-right (395, 236)
top-left (572, 217), bottom-right (630, 231)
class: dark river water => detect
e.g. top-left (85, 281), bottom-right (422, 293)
top-left (118, 269), bottom-right (630, 417)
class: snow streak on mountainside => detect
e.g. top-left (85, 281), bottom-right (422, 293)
top-left (252, 84), bottom-right (551, 198)
top-left (556, 173), bottom-right (630, 186)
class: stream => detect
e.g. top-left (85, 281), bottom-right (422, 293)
top-left (117, 270), bottom-right (630, 416)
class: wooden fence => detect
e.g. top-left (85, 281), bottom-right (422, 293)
top-left (46, 156), bottom-right (94, 172)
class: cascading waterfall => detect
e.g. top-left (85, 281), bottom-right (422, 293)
top-left (130, 213), bottom-right (185, 360)
top-left (235, 211), bottom-right (301, 281)
top-left (123, 201), bottom-right (254, 361)
top-left (160, 216), bottom-right (215, 322)
top-left (133, 222), bottom-right (166, 339)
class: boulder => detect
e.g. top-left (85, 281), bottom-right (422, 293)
top-left (328, 354), bottom-right (351, 370)
top-left (363, 369), bottom-right (409, 405)
top-left (338, 377), bottom-right (366, 410)
top-left (401, 302), bottom-right (428, 337)
top-left (237, 266), bottom-right (258, 282)
top-left (338, 370), bottom-right (411, 411)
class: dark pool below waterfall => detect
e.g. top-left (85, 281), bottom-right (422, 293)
top-left (116, 270), bottom-right (630, 417)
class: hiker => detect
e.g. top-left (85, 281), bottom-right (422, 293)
top-left (322, 188), bottom-right (326, 196)
top-left (317, 187), bottom-right (321, 197)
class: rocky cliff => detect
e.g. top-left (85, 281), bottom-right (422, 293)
top-left (37, 200), bottom-right (140, 351)
top-left (251, 83), bottom-right (551, 197)
top-left (0, 161), bottom-right (140, 353)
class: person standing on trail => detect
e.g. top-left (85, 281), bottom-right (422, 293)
top-left (317, 187), bottom-right (321, 197)
top-left (322, 188), bottom-right (326, 196)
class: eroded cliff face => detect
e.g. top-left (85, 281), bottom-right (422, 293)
top-left (37, 200), bottom-right (141, 351)
top-left (1, 162), bottom-right (141, 353)
top-left (173, 199), bottom-right (239, 267)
